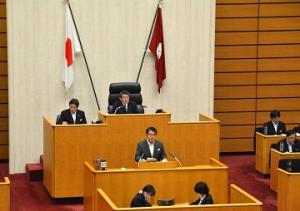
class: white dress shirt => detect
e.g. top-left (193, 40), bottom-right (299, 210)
top-left (198, 195), bottom-right (206, 205)
top-left (272, 122), bottom-right (278, 133)
top-left (287, 142), bottom-right (293, 153)
top-left (71, 112), bottom-right (76, 124)
top-left (147, 140), bottom-right (155, 157)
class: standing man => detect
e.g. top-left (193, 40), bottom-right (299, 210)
top-left (56, 98), bottom-right (87, 124)
top-left (135, 127), bottom-right (167, 162)
top-left (112, 90), bottom-right (137, 114)
top-left (263, 110), bottom-right (286, 135)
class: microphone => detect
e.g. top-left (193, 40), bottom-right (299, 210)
top-left (114, 105), bottom-right (125, 114)
top-left (168, 152), bottom-right (182, 167)
top-left (137, 153), bottom-right (145, 167)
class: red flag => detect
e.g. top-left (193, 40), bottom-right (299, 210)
top-left (149, 7), bottom-right (166, 93)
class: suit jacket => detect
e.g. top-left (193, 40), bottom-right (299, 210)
top-left (135, 140), bottom-right (167, 162)
top-left (271, 139), bottom-right (300, 153)
top-left (130, 193), bottom-right (152, 207)
top-left (112, 100), bottom-right (137, 114)
top-left (56, 109), bottom-right (87, 125)
top-left (263, 121), bottom-right (286, 135)
top-left (190, 194), bottom-right (214, 205)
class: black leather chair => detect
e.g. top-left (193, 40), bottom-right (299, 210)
top-left (107, 82), bottom-right (144, 114)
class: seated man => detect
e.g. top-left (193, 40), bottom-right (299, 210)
top-left (190, 182), bottom-right (213, 205)
top-left (130, 184), bottom-right (156, 207)
top-left (263, 110), bottom-right (286, 135)
top-left (56, 98), bottom-right (87, 124)
top-left (271, 130), bottom-right (300, 153)
top-left (112, 90), bottom-right (137, 114)
top-left (135, 127), bottom-right (167, 162)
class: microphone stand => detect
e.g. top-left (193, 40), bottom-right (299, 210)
top-left (168, 152), bottom-right (182, 167)
top-left (66, 0), bottom-right (101, 111)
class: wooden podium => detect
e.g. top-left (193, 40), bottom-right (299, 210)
top-left (0, 177), bottom-right (10, 211)
top-left (255, 132), bottom-right (285, 174)
top-left (96, 184), bottom-right (262, 211)
top-left (137, 161), bottom-right (179, 169)
top-left (270, 149), bottom-right (300, 192)
top-left (277, 168), bottom-right (300, 211)
top-left (44, 112), bottom-right (220, 198)
top-left (84, 158), bottom-right (228, 211)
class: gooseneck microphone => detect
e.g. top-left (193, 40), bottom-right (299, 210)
top-left (168, 152), bottom-right (183, 167)
top-left (137, 153), bottom-right (145, 167)
top-left (114, 105), bottom-right (125, 114)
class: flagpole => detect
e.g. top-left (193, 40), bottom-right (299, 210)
top-left (136, 1), bottom-right (161, 83)
top-left (66, 0), bottom-right (101, 111)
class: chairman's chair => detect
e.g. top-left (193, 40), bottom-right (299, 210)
top-left (107, 82), bottom-right (144, 114)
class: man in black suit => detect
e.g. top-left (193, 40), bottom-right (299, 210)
top-left (130, 184), bottom-right (155, 207)
top-left (271, 129), bottom-right (300, 153)
top-left (112, 90), bottom-right (137, 114)
top-left (263, 110), bottom-right (286, 135)
top-left (135, 127), bottom-right (167, 162)
top-left (56, 98), bottom-right (87, 124)
top-left (190, 182), bottom-right (214, 205)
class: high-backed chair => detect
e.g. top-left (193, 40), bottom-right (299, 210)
top-left (108, 82), bottom-right (144, 114)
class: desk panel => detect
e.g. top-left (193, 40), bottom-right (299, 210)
top-left (255, 132), bottom-right (284, 174)
top-left (44, 112), bottom-right (220, 198)
top-left (96, 184), bottom-right (262, 211)
top-left (84, 158), bottom-right (228, 211)
top-left (269, 149), bottom-right (300, 192)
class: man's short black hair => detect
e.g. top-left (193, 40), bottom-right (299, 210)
top-left (120, 90), bottom-right (130, 96)
top-left (194, 182), bottom-right (209, 195)
top-left (270, 110), bottom-right (280, 119)
top-left (286, 129), bottom-right (296, 137)
top-left (69, 98), bottom-right (79, 107)
top-left (143, 184), bottom-right (156, 196)
top-left (146, 127), bottom-right (157, 135)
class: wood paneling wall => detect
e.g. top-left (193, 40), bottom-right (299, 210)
top-left (215, 0), bottom-right (300, 152)
top-left (0, 0), bottom-right (7, 159)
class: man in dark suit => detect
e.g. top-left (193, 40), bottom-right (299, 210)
top-left (135, 127), bottom-right (167, 162)
top-left (190, 182), bottom-right (214, 205)
top-left (112, 90), bottom-right (137, 114)
top-left (130, 184), bottom-right (155, 207)
top-left (263, 110), bottom-right (286, 135)
top-left (56, 98), bottom-right (87, 124)
top-left (271, 129), bottom-right (300, 153)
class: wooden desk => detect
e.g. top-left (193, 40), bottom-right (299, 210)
top-left (84, 158), bottom-right (228, 211)
top-left (277, 169), bottom-right (300, 211)
top-left (96, 184), bottom-right (262, 211)
top-left (44, 112), bottom-right (220, 198)
top-left (255, 132), bottom-right (284, 174)
top-left (269, 149), bottom-right (300, 192)
top-left (138, 161), bottom-right (179, 169)
top-left (0, 177), bottom-right (10, 211)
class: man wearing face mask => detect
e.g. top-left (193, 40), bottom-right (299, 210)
top-left (112, 90), bottom-right (137, 114)
top-left (135, 127), bottom-right (168, 162)
top-left (130, 184), bottom-right (156, 207)
top-left (56, 98), bottom-right (87, 124)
